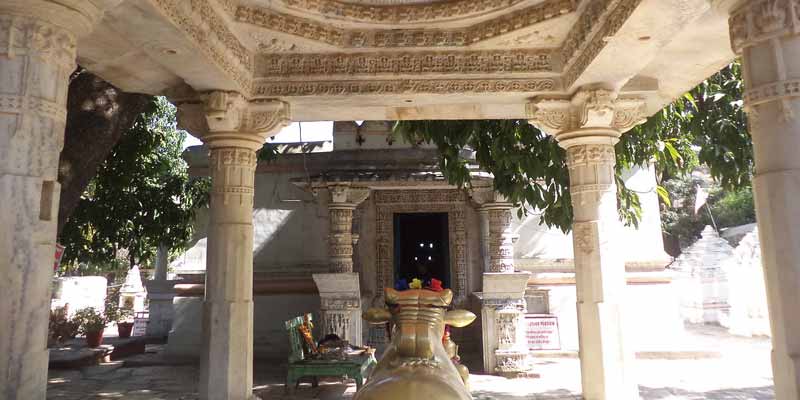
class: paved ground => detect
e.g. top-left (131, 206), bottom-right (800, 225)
top-left (46, 325), bottom-right (775, 400)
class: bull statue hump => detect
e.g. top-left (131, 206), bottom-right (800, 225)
top-left (357, 288), bottom-right (476, 400)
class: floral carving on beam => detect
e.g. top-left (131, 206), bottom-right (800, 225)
top-left (256, 50), bottom-right (554, 77)
top-left (374, 189), bottom-right (468, 305)
top-left (235, 0), bottom-right (579, 48)
top-left (526, 88), bottom-right (647, 139)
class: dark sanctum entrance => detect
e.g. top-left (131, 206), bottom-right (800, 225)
top-left (394, 212), bottom-right (450, 288)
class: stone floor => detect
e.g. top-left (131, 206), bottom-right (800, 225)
top-left (46, 325), bottom-right (775, 400)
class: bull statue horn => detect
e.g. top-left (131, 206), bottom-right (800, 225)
top-left (355, 288), bottom-right (473, 400)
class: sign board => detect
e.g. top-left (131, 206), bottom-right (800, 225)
top-left (54, 244), bottom-right (65, 273)
top-left (132, 311), bottom-right (149, 337)
top-left (526, 314), bottom-right (561, 350)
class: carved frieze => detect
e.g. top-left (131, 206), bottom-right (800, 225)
top-left (526, 88), bottom-right (646, 139)
top-left (257, 50), bottom-right (553, 77)
top-left (252, 78), bottom-right (559, 98)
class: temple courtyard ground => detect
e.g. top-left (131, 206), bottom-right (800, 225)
top-left (46, 325), bottom-right (774, 400)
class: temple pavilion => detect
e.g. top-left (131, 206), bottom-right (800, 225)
top-left (2, 1), bottom-right (799, 400)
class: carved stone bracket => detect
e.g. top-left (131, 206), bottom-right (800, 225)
top-left (526, 88), bottom-right (647, 146)
top-left (176, 91), bottom-right (290, 150)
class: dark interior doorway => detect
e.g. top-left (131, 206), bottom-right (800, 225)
top-left (394, 213), bottom-right (450, 288)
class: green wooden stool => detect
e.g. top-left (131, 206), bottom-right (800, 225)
top-left (285, 314), bottom-right (377, 394)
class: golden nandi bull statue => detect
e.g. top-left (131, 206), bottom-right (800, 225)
top-left (356, 288), bottom-right (476, 400)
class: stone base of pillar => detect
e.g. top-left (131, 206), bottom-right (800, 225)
top-left (312, 273), bottom-right (363, 347)
top-left (144, 280), bottom-right (177, 337)
top-left (474, 272), bottom-right (531, 375)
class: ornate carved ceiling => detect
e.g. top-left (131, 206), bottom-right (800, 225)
top-left (77, 0), bottom-right (737, 121)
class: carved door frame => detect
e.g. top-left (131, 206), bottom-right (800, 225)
top-left (374, 189), bottom-right (468, 304)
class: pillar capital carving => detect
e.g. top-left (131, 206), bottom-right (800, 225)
top-left (728, 0), bottom-right (800, 55)
top-left (470, 187), bottom-right (511, 209)
top-left (2, 1), bottom-right (106, 40)
top-left (328, 184), bottom-right (371, 206)
top-left (176, 91), bottom-right (290, 150)
top-left (526, 88), bottom-right (646, 148)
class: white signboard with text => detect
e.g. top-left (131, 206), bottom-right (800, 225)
top-left (526, 314), bottom-right (561, 350)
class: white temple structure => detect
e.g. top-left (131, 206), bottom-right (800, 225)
top-left (3, 1), bottom-right (800, 399)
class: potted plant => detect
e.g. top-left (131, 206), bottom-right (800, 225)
top-left (73, 307), bottom-right (107, 348)
top-left (107, 303), bottom-right (135, 338)
top-left (48, 305), bottom-right (80, 346)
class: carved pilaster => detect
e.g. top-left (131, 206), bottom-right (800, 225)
top-left (471, 189), bottom-right (516, 273)
top-left (325, 184), bottom-right (370, 273)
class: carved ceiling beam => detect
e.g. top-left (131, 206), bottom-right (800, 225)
top-left (526, 88), bottom-right (646, 147)
top-left (176, 91), bottom-right (290, 150)
top-left (560, 0), bottom-right (644, 88)
top-left (234, 0), bottom-right (579, 49)
top-left (151, 0), bottom-right (254, 95)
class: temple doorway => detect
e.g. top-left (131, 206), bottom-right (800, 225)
top-left (393, 212), bottom-right (450, 288)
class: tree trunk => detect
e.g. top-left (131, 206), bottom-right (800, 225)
top-left (57, 70), bottom-right (153, 236)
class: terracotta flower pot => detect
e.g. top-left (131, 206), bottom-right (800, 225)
top-left (85, 329), bottom-right (104, 348)
top-left (117, 322), bottom-right (134, 338)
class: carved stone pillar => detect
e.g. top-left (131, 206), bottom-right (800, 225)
top-left (314, 184), bottom-right (369, 345)
top-left (474, 274), bottom-right (530, 375)
top-left (0, 3), bottom-right (103, 399)
top-left (726, 2), bottom-right (800, 398)
top-left (471, 189), bottom-right (529, 375)
top-left (485, 204), bottom-right (516, 274)
top-left (177, 92), bottom-right (289, 400)
top-left (528, 88), bottom-right (646, 400)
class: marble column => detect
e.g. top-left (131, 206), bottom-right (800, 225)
top-left (314, 184), bottom-right (370, 346)
top-left (177, 92), bottom-right (289, 400)
top-left (726, 2), bottom-right (800, 398)
top-left (145, 245), bottom-right (175, 337)
top-left (528, 88), bottom-right (646, 400)
top-left (0, 2), bottom-right (102, 399)
top-left (472, 190), bottom-right (529, 375)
